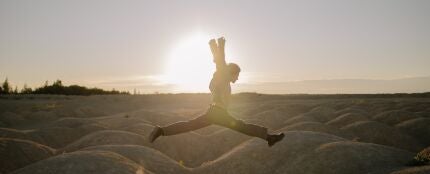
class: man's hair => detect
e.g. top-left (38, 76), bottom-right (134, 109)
top-left (227, 63), bottom-right (241, 74)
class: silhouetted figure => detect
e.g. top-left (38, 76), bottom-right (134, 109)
top-left (149, 37), bottom-right (284, 147)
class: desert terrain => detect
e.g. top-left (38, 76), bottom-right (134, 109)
top-left (1, 93), bottom-right (429, 174)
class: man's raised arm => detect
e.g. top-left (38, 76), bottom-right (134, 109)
top-left (209, 37), bottom-right (227, 70)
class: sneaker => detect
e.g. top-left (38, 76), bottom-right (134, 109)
top-left (149, 126), bottom-right (163, 143)
top-left (267, 132), bottom-right (285, 147)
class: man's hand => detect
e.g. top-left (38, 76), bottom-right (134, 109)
top-left (209, 39), bottom-right (218, 59)
top-left (217, 37), bottom-right (225, 51)
top-left (216, 37), bottom-right (226, 61)
top-left (209, 37), bottom-right (227, 69)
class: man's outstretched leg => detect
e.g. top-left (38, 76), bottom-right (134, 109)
top-left (224, 119), bottom-right (284, 147)
top-left (149, 114), bottom-right (211, 143)
top-left (207, 106), bottom-right (284, 147)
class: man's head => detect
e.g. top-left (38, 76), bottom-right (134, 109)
top-left (227, 63), bottom-right (240, 83)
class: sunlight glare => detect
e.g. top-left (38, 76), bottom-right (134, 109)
top-left (162, 33), bottom-right (215, 92)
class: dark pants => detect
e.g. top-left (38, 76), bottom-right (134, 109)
top-left (161, 105), bottom-right (268, 140)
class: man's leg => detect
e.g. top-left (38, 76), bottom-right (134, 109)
top-left (149, 113), bottom-right (211, 142)
top-left (162, 114), bottom-right (211, 135)
top-left (208, 107), bottom-right (268, 140)
top-left (207, 106), bottom-right (285, 147)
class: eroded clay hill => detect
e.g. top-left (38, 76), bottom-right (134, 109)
top-left (1, 94), bottom-right (429, 173)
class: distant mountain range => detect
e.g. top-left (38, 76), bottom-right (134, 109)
top-left (236, 76), bottom-right (430, 94)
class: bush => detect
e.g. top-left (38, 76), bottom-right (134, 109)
top-left (32, 80), bottom-right (129, 95)
top-left (1, 78), bottom-right (129, 96)
top-left (408, 147), bottom-right (430, 166)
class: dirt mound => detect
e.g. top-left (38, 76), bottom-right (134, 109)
top-left (93, 116), bottom-right (151, 130)
top-left (369, 102), bottom-right (400, 114)
top-left (401, 103), bottom-right (430, 113)
top-left (244, 102), bottom-right (312, 120)
top-left (0, 138), bottom-right (55, 174)
top-left (270, 104), bottom-right (313, 118)
top-left (62, 130), bottom-right (148, 152)
top-left (197, 130), bottom-right (413, 174)
top-left (129, 110), bottom-right (180, 125)
top-left (2, 94), bottom-right (429, 173)
top-left (49, 117), bottom-right (94, 128)
top-left (166, 107), bottom-right (206, 118)
top-left (153, 128), bottom-right (250, 167)
top-left (239, 102), bottom-right (280, 117)
top-left (121, 123), bottom-right (154, 136)
top-left (342, 121), bottom-right (423, 152)
top-left (0, 112), bottom-right (26, 127)
top-left (73, 123), bottom-right (107, 135)
top-left (31, 126), bottom-right (98, 148)
top-left (284, 114), bottom-right (318, 126)
top-left (11, 150), bottom-right (151, 174)
top-left (195, 131), bottom-right (346, 174)
top-left (326, 113), bottom-right (369, 128)
top-left (251, 109), bottom-right (288, 129)
top-left (278, 141), bottom-right (414, 174)
top-left (84, 145), bottom-right (190, 174)
top-left (302, 106), bottom-right (337, 122)
top-left (396, 118), bottom-right (430, 146)
top-left (391, 166), bottom-right (430, 174)
top-left (24, 111), bottom-right (57, 121)
top-left (414, 111), bottom-right (430, 118)
top-left (1, 125), bottom-right (106, 149)
top-left (74, 106), bottom-right (106, 117)
top-left (278, 122), bottom-right (352, 139)
top-left (0, 128), bottom-right (43, 143)
top-left (335, 107), bottom-right (370, 117)
top-left (373, 110), bottom-right (420, 125)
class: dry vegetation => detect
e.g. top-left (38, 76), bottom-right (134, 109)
top-left (1, 93), bottom-right (430, 173)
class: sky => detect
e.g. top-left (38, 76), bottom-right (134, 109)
top-left (1, 0), bottom-right (429, 93)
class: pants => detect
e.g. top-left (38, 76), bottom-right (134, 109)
top-left (161, 105), bottom-right (268, 140)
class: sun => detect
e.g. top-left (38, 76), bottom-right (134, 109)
top-left (162, 33), bottom-right (215, 92)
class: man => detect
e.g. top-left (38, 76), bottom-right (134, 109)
top-left (149, 37), bottom-right (284, 147)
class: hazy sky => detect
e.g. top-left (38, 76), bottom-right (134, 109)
top-left (1, 0), bottom-right (429, 93)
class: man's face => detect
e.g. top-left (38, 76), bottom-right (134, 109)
top-left (230, 72), bottom-right (239, 83)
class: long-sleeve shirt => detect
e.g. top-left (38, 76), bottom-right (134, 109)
top-left (209, 63), bottom-right (231, 109)
top-left (209, 40), bottom-right (230, 109)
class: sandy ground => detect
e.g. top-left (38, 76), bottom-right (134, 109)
top-left (1, 93), bottom-right (429, 174)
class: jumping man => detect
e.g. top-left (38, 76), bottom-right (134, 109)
top-left (149, 37), bottom-right (285, 147)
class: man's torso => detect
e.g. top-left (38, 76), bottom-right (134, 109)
top-left (209, 68), bottom-right (231, 109)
